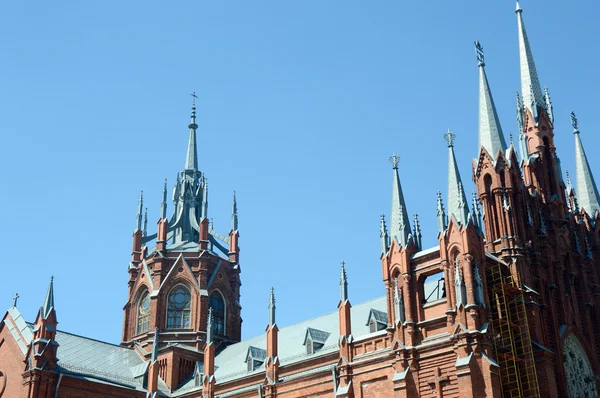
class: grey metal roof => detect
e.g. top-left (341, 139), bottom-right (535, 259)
top-left (213, 296), bottom-right (387, 384)
top-left (304, 328), bottom-right (331, 345)
top-left (574, 128), bottom-right (600, 218)
top-left (478, 61), bottom-right (507, 160)
top-left (366, 309), bottom-right (388, 325)
top-left (389, 155), bottom-right (412, 248)
top-left (4, 307), bottom-right (34, 354)
top-left (516, 3), bottom-right (545, 118)
top-left (446, 138), bottom-right (470, 227)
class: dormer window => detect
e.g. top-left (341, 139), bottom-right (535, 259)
top-left (304, 328), bottom-right (330, 355)
top-left (245, 346), bottom-right (266, 372)
top-left (366, 309), bottom-right (388, 333)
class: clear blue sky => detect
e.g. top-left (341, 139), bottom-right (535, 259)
top-left (1, 1), bottom-right (599, 344)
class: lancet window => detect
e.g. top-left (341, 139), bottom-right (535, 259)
top-left (137, 290), bottom-right (151, 334)
top-left (209, 292), bottom-right (226, 336)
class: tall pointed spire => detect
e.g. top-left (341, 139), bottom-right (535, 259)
top-left (475, 41), bottom-right (507, 159)
top-left (268, 287), bottom-right (276, 326)
top-left (380, 213), bottom-right (389, 254)
top-left (389, 153), bottom-right (412, 248)
top-left (185, 93), bottom-right (199, 171)
top-left (41, 276), bottom-right (55, 320)
top-left (231, 191), bottom-right (238, 231)
top-left (436, 191), bottom-right (447, 233)
top-left (135, 191), bottom-right (143, 231)
top-left (340, 261), bottom-right (348, 302)
top-left (572, 112), bottom-right (600, 218)
top-left (413, 213), bottom-right (422, 251)
top-left (516, 1), bottom-right (545, 119)
top-left (445, 130), bottom-right (470, 226)
top-left (160, 179), bottom-right (168, 219)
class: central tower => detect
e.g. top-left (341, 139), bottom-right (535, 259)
top-left (121, 98), bottom-right (242, 392)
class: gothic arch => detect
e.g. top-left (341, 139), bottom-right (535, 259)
top-left (209, 289), bottom-right (227, 336)
top-left (165, 284), bottom-right (193, 329)
top-left (562, 333), bottom-right (598, 398)
top-left (136, 288), bottom-right (151, 335)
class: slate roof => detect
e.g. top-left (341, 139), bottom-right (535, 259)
top-left (213, 296), bottom-right (387, 384)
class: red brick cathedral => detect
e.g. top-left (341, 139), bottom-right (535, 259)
top-left (2, 3), bottom-right (600, 397)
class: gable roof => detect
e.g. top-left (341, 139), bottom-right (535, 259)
top-left (213, 296), bottom-right (386, 384)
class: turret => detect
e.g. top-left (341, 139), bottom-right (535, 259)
top-left (572, 112), bottom-right (600, 220)
top-left (265, 288), bottom-right (279, 394)
top-left (389, 153), bottom-right (412, 248)
top-left (445, 130), bottom-right (470, 227)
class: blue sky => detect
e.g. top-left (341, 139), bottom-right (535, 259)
top-left (1, 1), bottom-right (599, 343)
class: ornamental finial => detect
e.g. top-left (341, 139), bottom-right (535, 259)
top-left (474, 41), bottom-right (484, 66)
top-left (389, 153), bottom-right (400, 169)
top-left (444, 129), bottom-right (456, 147)
top-left (190, 91), bottom-right (198, 107)
top-left (571, 111), bottom-right (579, 133)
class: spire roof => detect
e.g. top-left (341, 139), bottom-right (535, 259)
top-left (41, 276), bottom-right (55, 320)
top-left (160, 179), bottom-right (168, 219)
top-left (340, 261), bottom-right (348, 302)
top-left (572, 112), bottom-right (600, 218)
top-left (135, 191), bottom-right (143, 231)
top-left (445, 130), bottom-right (470, 226)
top-left (516, 2), bottom-right (545, 118)
top-left (268, 287), bottom-right (276, 326)
top-left (231, 191), bottom-right (238, 231)
top-left (436, 191), bottom-right (447, 233)
top-left (476, 41), bottom-right (507, 160)
top-left (389, 153), bottom-right (412, 248)
top-left (380, 213), bottom-right (389, 254)
top-left (185, 94), bottom-right (199, 171)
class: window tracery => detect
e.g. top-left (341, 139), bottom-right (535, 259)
top-left (167, 285), bottom-right (191, 329)
top-left (137, 291), bottom-right (151, 334)
top-left (209, 292), bottom-right (225, 336)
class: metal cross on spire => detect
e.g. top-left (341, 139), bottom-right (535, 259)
top-left (571, 111), bottom-right (579, 132)
top-left (190, 91), bottom-right (198, 107)
top-left (474, 41), bottom-right (485, 66)
top-left (13, 293), bottom-right (19, 307)
top-left (444, 129), bottom-right (456, 147)
top-left (389, 153), bottom-right (400, 169)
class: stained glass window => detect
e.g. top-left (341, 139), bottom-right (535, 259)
top-left (209, 292), bottom-right (225, 336)
top-left (137, 291), bottom-right (151, 334)
top-left (167, 286), bottom-right (191, 329)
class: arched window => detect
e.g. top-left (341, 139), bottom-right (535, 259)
top-left (167, 285), bottom-right (191, 329)
top-left (209, 292), bottom-right (225, 336)
top-left (137, 291), bottom-right (151, 334)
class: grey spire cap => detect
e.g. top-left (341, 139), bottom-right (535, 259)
top-left (446, 132), bottom-right (471, 226)
top-left (573, 114), bottom-right (600, 218)
top-left (268, 287), bottom-right (276, 326)
top-left (436, 191), bottom-right (447, 233)
top-left (135, 191), bottom-right (144, 231)
top-left (41, 276), bottom-right (55, 320)
top-left (340, 262), bottom-right (348, 302)
top-left (516, 3), bottom-right (545, 119)
top-left (231, 191), bottom-right (238, 231)
top-left (389, 153), bottom-right (412, 248)
top-left (160, 179), bottom-right (168, 219)
top-left (477, 44), bottom-right (507, 160)
top-left (413, 213), bottom-right (422, 251)
top-left (185, 106), bottom-right (199, 171)
top-left (207, 307), bottom-right (214, 344)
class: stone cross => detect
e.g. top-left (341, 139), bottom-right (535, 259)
top-left (428, 367), bottom-right (449, 398)
top-left (12, 293), bottom-right (19, 308)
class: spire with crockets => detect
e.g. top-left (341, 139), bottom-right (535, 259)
top-left (516, 1), bottom-right (546, 124)
top-left (389, 153), bottom-right (412, 248)
top-left (268, 287), bottom-right (276, 326)
top-left (41, 276), bottom-right (55, 320)
top-left (445, 130), bottom-right (470, 227)
top-left (475, 41), bottom-right (507, 161)
top-left (340, 261), bottom-right (348, 302)
top-left (133, 94), bottom-right (233, 256)
top-left (571, 112), bottom-right (600, 219)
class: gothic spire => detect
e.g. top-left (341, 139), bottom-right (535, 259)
top-left (231, 191), bottom-right (238, 231)
top-left (413, 213), bottom-right (422, 251)
top-left (472, 191), bottom-right (483, 234)
top-left (445, 130), bottom-right (470, 226)
top-left (207, 307), bottom-right (214, 344)
top-left (340, 261), bottom-right (348, 302)
top-left (436, 191), bottom-right (447, 233)
top-left (572, 112), bottom-right (600, 218)
top-left (41, 276), bottom-right (55, 320)
top-left (475, 41), bottom-right (507, 160)
top-left (185, 94), bottom-right (199, 171)
top-left (143, 208), bottom-right (148, 237)
top-left (160, 179), bottom-right (168, 219)
top-left (544, 87), bottom-right (554, 124)
top-left (516, 1), bottom-right (545, 120)
top-left (135, 191), bottom-right (143, 231)
top-left (268, 287), bottom-right (276, 326)
top-left (389, 153), bottom-right (412, 248)
top-left (380, 213), bottom-right (389, 254)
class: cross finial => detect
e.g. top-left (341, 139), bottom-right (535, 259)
top-left (474, 41), bottom-right (484, 66)
top-left (190, 91), bottom-right (198, 107)
top-left (571, 111), bottom-right (579, 132)
top-left (12, 293), bottom-right (19, 307)
top-left (444, 129), bottom-right (456, 147)
top-left (389, 153), bottom-right (400, 169)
